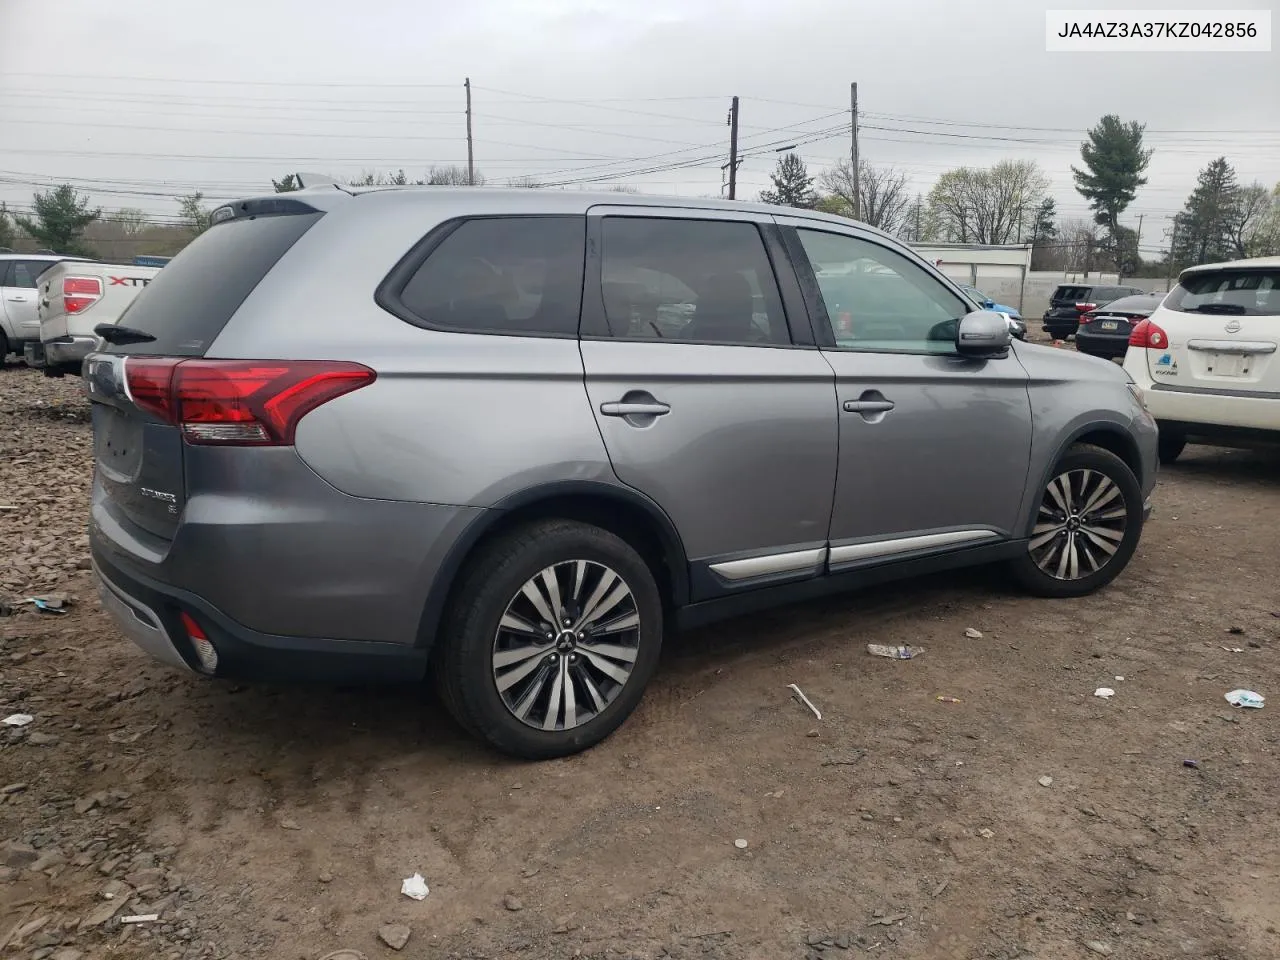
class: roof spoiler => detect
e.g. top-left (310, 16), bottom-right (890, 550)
top-left (294, 172), bottom-right (341, 189)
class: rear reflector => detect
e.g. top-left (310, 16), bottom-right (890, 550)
top-left (1079, 313), bottom-right (1096, 325)
top-left (124, 359), bottom-right (375, 445)
top-left (179, 611), bottom-right (218, 673)
top-left (63, 276), bottom-right (103, 314)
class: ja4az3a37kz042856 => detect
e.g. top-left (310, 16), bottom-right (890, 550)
top-left (85, 185), bottom-right (1158, 759)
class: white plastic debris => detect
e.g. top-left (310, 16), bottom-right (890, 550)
top-left (401, 873), bottom-right (430, 900)
top-left (1224, 689), bottom-right (1264, 709)
top-left (734, 838), bottom-right (748, 849)
top-left (2, 714), bottom-right (34, 727)
top-left (1037, 776), bottom-right (1054, 788)
top-left (867, 643), bottom-right (923, 660)
top-left (1094, 687), bottom-right (1116, 699)
top-left (787, 684), bottom-right (822, 720)
top-left (121, 914), bottom-right (160, 924)
top-left (964, 628), bottom-right (983, 639)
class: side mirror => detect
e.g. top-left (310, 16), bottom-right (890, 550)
top-left (956, 310), bottom-right (1011, 358)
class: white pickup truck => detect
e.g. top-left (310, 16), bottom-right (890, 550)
top-left (30, 260), bottom-right (163, 376)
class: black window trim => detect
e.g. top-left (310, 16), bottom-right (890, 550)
top-left (375, 213), bottom-right (588, 341)
top-left (579, 209), bottom-right (809, 349)
top-left (780, 223), bottom-right (973, 357)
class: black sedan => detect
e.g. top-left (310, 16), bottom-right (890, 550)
top-left (1074, 294), bottom-right (1164, 360)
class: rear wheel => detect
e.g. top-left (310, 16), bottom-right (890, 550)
top-left (0, 331), bottom-right (8, 368)
top-left (1008, 444), bottom-right (1144, 598)
top-left (1158, 433), bottom-right (1186, 464)
top-left (434, 519), bottom-right (663, 760)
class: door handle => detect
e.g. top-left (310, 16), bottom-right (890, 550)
top-left (7, 295), bottom-right (30, 303)
top-left (600, 401), bottom-right (671, 417)
top-left (843, 399), bottom-right (895, 413)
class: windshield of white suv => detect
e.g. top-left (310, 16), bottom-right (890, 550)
top-left (1164, 269), bottom-right (1280, 317)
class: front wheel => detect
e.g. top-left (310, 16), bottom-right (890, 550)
top-left (434, 519), bottom-right (663, 760)
top-left (1008, 443), bottom-right (1144, 598)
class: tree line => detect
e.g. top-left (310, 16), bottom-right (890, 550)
top-left (3, 117), bottom-right (1278, 275)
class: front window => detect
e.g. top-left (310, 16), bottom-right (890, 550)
top-left (1164, 270), bottom-right (1280, 317)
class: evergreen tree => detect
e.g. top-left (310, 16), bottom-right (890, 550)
top-left (1072, 115), bottom-right (1152, 263)
top-left (272, 174), bottom-right (301, 193)
top-left (13, 185), bottom-right (101, 256)
top-left (1171, 157), bottom-right (1240, 268)
top-left (759, 153), bottom-right (817, 209)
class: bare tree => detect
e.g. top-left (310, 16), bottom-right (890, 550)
top-left (1231, 182), bottom-right (1275, 258)
top-left (508, 176), bottom-right (544, 188)
top-left (927, 160), bottom-right (1050, 244)
top-left (114, 207), bottom-right (148, 236)
top-left (425, 164), bottom-right (486, 186)
top-left (819, 160), bottom-right (911, 235)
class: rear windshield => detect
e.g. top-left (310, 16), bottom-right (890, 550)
top-left (100, 212), bottom-right (322, 356)
top-left (1053, 286), bottom-right (1090, 302)
top-left (1098, 295), bottom-right (1161, 314)
top-left (1165, 270), bottom-right (1280, 317)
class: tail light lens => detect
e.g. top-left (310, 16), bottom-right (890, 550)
top-left (124, 359), bottom-right (375, 445)
top-left (1128, 319), bottom-right (1170, 350)
top-left (1075, 302), bottom-right (1097, 313)
top-left (63, 276), bottom-right (103, 314)
top-left (1079, 313), bottom-right (1096, 325)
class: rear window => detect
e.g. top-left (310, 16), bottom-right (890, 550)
top-left (1165, 270), bottom-right (1280, 317)
top-left (1053, 286), bottom-right (1089, 302)
top-left (99, 212), bottom-right (322, 356)
top-left (1098, 295), bottom-right (1160, 314)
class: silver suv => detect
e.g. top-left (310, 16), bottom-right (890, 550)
top-left (86, 187), bottom-right (1157, 759)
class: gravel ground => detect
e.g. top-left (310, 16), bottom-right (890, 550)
top-left (1, 362), bottom-right (1278, 960)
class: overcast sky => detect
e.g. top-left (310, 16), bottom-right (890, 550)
top-left (2, 0), bottom-right (1276, 255)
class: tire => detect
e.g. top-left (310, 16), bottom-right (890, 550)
top-left (1008, 443), bottom-right (1144, 598)
top-left (0, 331), bottom-right (8, 368)
top-left (1157, 433), bottom-right (1186, 465)
top-left (433, 519), bottom-right (663, 760)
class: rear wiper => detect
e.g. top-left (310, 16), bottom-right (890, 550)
top-left (95, 323), bottom-right (156, 345)
top-left (1185, 303), bottom-right (1247, 315)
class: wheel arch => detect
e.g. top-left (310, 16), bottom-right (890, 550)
top-left (1022, 421), bottom-right (1143, 537)
top-left (415, 480), bottom-right (690, 653)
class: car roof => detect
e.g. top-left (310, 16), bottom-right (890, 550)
top-left (1181, 255), bottom-right (1280, 276)
top-left (0, 253), bottom-right (94, 262)
top-left (261, 184), bottom-right (904, 245)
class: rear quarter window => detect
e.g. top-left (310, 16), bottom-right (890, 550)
top-left (99, 211), bottom-right (322, 357)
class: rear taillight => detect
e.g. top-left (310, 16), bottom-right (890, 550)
top-left (1079, 313), bottom-right (1096, 325)
top-left (1075, 302), bottom-right (1097, 313)
top-left (124, 359), bottom-right (375, 445)
top-left (63, 276), bottom-right (103, 314)
top-left (1128, 319), bottom-right (1170, 350)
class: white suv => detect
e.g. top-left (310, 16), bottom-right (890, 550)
top-left (1124, 256), bottom-right (1280, 463)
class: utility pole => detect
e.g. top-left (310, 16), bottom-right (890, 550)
top-left (914, 194), bottom-right (922, 241)
top-left (727, 96), bottom-right (740, 200)
top-left (1165, 220), bottom-right (1178, 292)
top-left (464, 77), bottom-right (475, 186)
top-left (850, 82), bottom-right (860, 220)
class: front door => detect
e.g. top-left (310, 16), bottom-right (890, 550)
top-left (778, 220), bottom-right (1034, 570)
top-left (580, 208), bottom-right (838, 597)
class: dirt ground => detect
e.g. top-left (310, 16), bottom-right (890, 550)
top-left (2, 360), bottom-right (1278, 960)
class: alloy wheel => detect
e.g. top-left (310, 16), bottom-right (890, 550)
top-left (491, 560), bottom-right (641, 731)
top-left (1029, 468), bottom-right (1128, 580)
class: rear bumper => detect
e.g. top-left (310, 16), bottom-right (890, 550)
top-left (44, 335), bottom-right (98, 371)
top-left (92, 546), bottom-right (430, 683)
top-left (1075, 331), bottom-right (1131, 358)
top-left (1144, 384), bottom-right (1280, 434)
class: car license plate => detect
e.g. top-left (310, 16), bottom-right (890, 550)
top-left (1099, 320), bottom-right (1119, 331)
top-left (1206, 353), bottom-right (1250, 378)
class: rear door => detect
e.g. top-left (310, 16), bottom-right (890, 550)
top-left (86, 207), bottom-right (324, 543)
top-left (579, 207), bottom-right (838, 597)
top-left (1046, 284), bottom-right (1091, 328)
top-left (1, 260), bottom-right (49, 344)
top-left (1149, 266), bottom-right (1280, 396)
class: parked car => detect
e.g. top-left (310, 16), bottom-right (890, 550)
top-left (1075, 294), bottom-right (1164, 360)
top-left (959, 284), bottom-right (1026, 340)
top-left (86, 186), bottom-right (1157, 759)
top-left (1042, 283), bottom-right (1147, 340)
top-left (0, 253), bottom-right (95, 364)
top-left (1124, 256), bottom-right (1280, 463)
top-left (29, 260), bottom-right (163, 376)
